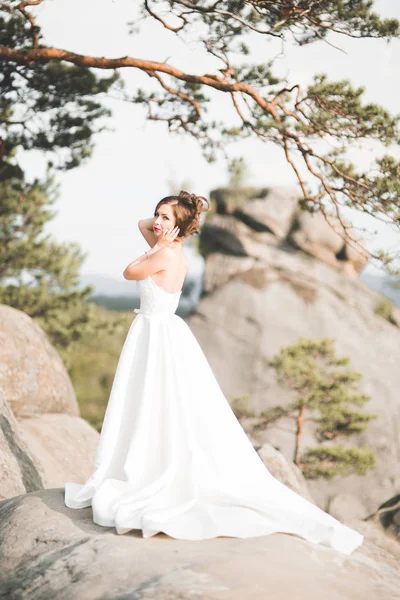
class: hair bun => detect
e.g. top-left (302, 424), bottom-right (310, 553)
top-left (178, 190), bottom-right (210, 214)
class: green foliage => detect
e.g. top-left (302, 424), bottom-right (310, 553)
top-left (0, 14), bottom-right (120, 172)
top-left (374, 297), bottom-right (396, 323)
top-left (161, 1), bottom-right (400, 49)
top-left (300, 446), bottom-right (376, 479)
top-left (261, 337), bottom-right (377, 479)
top-left (0, 13), bottom-right (123, 351)
top-left (229, 393), bottom-right (255, 419)
top-left (298, 74), bottom-right (399, 144)
top-left (0, 161), bottom-right (127, 352)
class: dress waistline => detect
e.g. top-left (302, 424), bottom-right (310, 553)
top-left (134, 308), bottom-right (174, 316)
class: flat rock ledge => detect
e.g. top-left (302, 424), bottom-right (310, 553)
top-left (0, 489), bottom-right (399, 600)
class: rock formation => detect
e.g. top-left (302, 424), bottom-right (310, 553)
top-left (0, 488), bottom-right (399, 600)
top-left (0, 305), bottom-right (99, 500)
top-left (187, 186), bottom-right (400, 518)
top-left (0, 305), bottom-right (78, 418)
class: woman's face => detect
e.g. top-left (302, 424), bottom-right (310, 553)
top-left (153, 203), bottom-right (177, 236)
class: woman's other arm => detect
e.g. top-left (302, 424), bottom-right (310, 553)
top-left (138, 218), bottom-right (157, 248)
top-left (123, 243), bottom-right (168, 281)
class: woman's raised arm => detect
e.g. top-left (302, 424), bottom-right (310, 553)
top-left (138, 218), bottom-right (158, 248)
top-left (123, 226), bottom-right (180, 281)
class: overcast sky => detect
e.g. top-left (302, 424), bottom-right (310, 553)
top-left (22, 0), bottom-right (400, 279)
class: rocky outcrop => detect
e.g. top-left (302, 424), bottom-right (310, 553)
top-left (288, 211), bottom-right (367, 276)
top-left (205, 186), bottom-right (367, 282)
top-left (0, 306), bottom-right (99, 500)
top-left (188, 186), bottom-right (400, 518)
top-left (0, 305), bottom-right (78, 418)
top-left (0, 488), bottom-right (399, 600)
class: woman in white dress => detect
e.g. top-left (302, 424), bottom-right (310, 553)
top-left (65, 190), bottom-right (364, 555)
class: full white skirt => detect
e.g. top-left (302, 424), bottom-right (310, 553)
top-left (65, 312), bottom-right (364, 554)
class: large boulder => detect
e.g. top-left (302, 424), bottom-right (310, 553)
top-left (237, 187), bottom-right (300, 239)
top-left (0, 305), bottom-right (79, 418)
top-left (203, 186), bottom-right (367, 282)
top-left (0, 305), bottom-right (99, 499)
top-left (210, 185), bottom-right (270, 214)
top-left (18, 414), bottom-right (99, 488)
top-left (187, 186), bottom-right (400, 518)
top-left (0, 488), bottom-right (399, 600)
top-left (256, 442), bottom-right (315, 503)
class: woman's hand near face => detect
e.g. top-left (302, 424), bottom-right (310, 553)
top-left (155, 226), bottom-right (180, 249)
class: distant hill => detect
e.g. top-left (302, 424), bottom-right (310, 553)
top-left (80, 274), bottom-right (137, 298)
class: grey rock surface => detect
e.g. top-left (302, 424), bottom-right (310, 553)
top-left (187, 186), bottom-right (400, 518)
top-left (238, 187), bottom-right (300, 239)
top-left (328, 493), bottom-right (370, 522)
top-left (288, 211), bottom-right (367, 276)
top-left (0, 390), bottom-right (43, 501)
top-left (18, 414), bottom-right (99, 488)
top-left (0, 488), bottom-right (399, 600)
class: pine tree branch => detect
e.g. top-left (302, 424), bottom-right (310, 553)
top-left (1, 1), bottom-right (400, 270)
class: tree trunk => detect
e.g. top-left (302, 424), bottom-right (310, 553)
top-left (294, 404), bottom-right (305, 466)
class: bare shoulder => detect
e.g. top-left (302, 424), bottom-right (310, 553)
top-left (159, 246), bottom-right (175, 258)
top-left (156, 246), bottom-right (178, 267)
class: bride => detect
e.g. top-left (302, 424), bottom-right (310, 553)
top-left (64, 190), bottom-right (364, 555)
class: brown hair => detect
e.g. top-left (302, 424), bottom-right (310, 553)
top-left (154, 190), bottom-right (210, 239)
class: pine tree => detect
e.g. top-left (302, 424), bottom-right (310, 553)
top-left (0, 11), bottom-right (124, 360)
top-left (255, 337), bottom-right (377, 479)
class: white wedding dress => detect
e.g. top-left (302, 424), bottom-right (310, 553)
top-left (65, 274), bottom-right (364, 555)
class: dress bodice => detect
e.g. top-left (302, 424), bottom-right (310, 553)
top-left (134, 276), bottom-right (182, 316)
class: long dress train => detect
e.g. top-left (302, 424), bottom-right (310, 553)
top-left (64, 275), bottom-right (364, 555)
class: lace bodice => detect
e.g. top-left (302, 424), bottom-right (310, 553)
top-left (134, 276), bottom-right (182, 316)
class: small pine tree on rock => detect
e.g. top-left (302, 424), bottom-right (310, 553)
top-left (256, 337), bottom-right (377, 479)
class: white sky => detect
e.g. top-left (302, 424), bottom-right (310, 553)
top-left (20, 0), bottom-right (400, 279)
